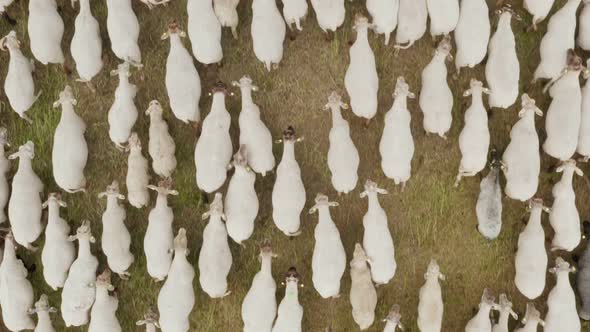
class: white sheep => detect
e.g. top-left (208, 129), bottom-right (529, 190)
top-left (309, 193), bottom-right (346, 299)
top-left (394, 0), bottom-right (427, 50)
top-left (549, 159), bottom-right (583, 252)
top-left (455, 79), bottom-right (491, 186)
top-left (533, 0), bottom-right (581, 81)
top-left (380, 77), bottom-right (414, 190)
top-left (492, 294), bottom-right (518, 332)
top-left (272, 126), bottom-right (306, 236)
top-left (454, 0), bottom-right (490, 74)
top-left (136, 308), bottom-right (160, 332)
top-left (146, 100), bottom-right (177, 178)
top-left (8, 141), bottom-right (43, 251)
top-left (502, 94), bottom-right (542, 202)
top-left (272, 267), bottom-right (304, 332)
top-left (194, 82), bottom-right (233, 193)
top-left (88, 269), bottom-right (121, 332)
top-left (366, 0), bottom-right (398, 45)
top-left (383, 305), bottom-right (403, 332)
top-left (282, 0), bottom-right (307, 31)
top-left (1, 31), bottom-right (40, 123)
top-left (251, 0), bottom-right (286, 71)
top-left (241, 242), bottom-right (277, 332)
top-left (345, 15), bottom-right (379, 125)
top-left (52, 85), bottom-right (88, 193)
top-left (61, 220), bottom-right (98, 327)
top-left (417, 259), bottom-right (445, 332)
top-left (27, 0), bottom-right (65, 67)
top-left (420, 35), bottom-right (453, 139)
top-left (232, 75), bottom-right (275, 176)
top-left (310, 0), bottom-right (345, 36)
top-left (544, 257), bottom-right (580, 332)
top-left (360, 180), bottom-right (396, 285)
top-left (0, 128), bottom-right (10, 224)
top-left (514, 198), bottom-right (550, 299)
top-left (29, 294), bottom-right (58, 332)
top-left (577, 61), bottom-right (590, 160)
top-left (106, 0), bottom-right (143, 64)
top-left (71, 0), bottom-right (103, 90)
top-left (349, 243), bottom-right (377, 330)
top-left (188, 0), bottom-right (223, 65)
top-left (543, 50), bottom-right (583, 161)
top-left (157, 228), bottom-right (195, 332)
top-left (465, 289), bottom-right (498, 332)
top-left (225, 145), bottom-right (259, 245)
top-left (0, 231), bottom-right (35, 331)
top-left (475, 151), bottom-right (504, 240)
top-left (199, 193), bottom-right (233, 298)
top-left (41, 193), bottom-right (75, 291)
top-left (126, 133), bottom-right (150, 209)
top-left (214, 0), bottom-right (240, 38)
top-left (426, 0), bottom-right (459, 38)
top-left (99, 181), bottom-right (134, 279)
top-left (108, 61), bottom-right (139, 150)
top-left (144, 179), bottom-right (177, 281)
top-left (514, 303), bottom-right (545, 332)
top-left (323, 91), bottom-right (359, 194)
top-left (523, 0), bottom-right (554, 30)
top-left (485, 7), bottom-right (520, 109)
top-left (161, 22), bottom-right (201, 124)
top-left (579, 0), bottom-right (590, 50)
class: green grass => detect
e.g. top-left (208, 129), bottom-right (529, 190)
top-left (1, 0), bottom-right (590, 331)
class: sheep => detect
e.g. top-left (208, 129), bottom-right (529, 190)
top-left (475, 150), bottom-right (504, 241)
top-left (311, 0), bottom-right (345, 37)
top-left (417, 259), bottom-right (445, 332)
top-left (514, 303), bottom-right (545, 332)
top-left (382, 305), bottom-right (403, 332)
top-left (533, 0), bottom-right (581, 82)
top-left (544, 257), bottom-right (580, 332)
top-left (549, 159), bottom-right (583, 252)
top-left (161, 22), bottom-right (201, 124)
top-left (543, 49), bottom-right (583, 161)
top-left (577, 61), bottom-right (590, 160)
top-left (1, 31), bottom-right (41, 124)
top-left (106, 0), bottom-right (143, 64)
top-left (309, 193), bottom-right (346, 299)
top-left (366, 0), bottom-right (398, 45)
top-left (420, 35), bottom-right (453, 139)
top-left (272, 126), bottom-right (306, 236)
top-left (136, 308), bottom-right (160, 332)
top-left (345, 15), bottom-right (379, 126)
top-left (194, 82), bottom-right (233, 193)
top-left (281, 0), bottom-right (308, 31)
top-left (8, 141), bottom-right (43, 251)
top-left (41, 193), bottom-right (75, 291)
top-left (0, 128), bottom-right (10, 224)
top-left (71, 0), bottom-right (103, 91)
top-left (29, 294), bottom-right (58, 332)
top-left (52, 85), bottom-right (88, 193)
top-left (323, 91), bottom-right (359, 194)
top-left (251, 0), bottom-right (286, 71)
top-left (426, 0), bottom-right (459, 39)
top-left (126, 133), bottom-right (150, 209)
top-left (394, 0), bottom-right (427, 50)
top-left (214, 0), bottom-right (240, 38)
top-left (27, 0), bottom-right (65, 67)
top-left (144, 179), bottom-right (177, 281)
top-left (360, 180), bottom-right (396, 285)
top-left (349, 243), bottom-right (377, 330)
top-left (272, 267), bottom-right (304, 332)
top-left (88, 269), bottom-right (121, 332)
top-left (108, 61), bottom-right (139, 150)
top-left (579, 0), bottom-right (590, 50)
top-left (146, 100), bottom-right (177, 178)
top-left (577, 221), bottom-right (590, 319)
top-left (225, 145), bottom-right (259, 245)
top-left (514, 198), bottom-right (550, 299)
top-left (454, 0), bottom-right (490, 74)
top-left (523, 0), bottom-right (554, 31)
top-left (492, 294), bottom-right (518, 332)
top-left (232, 75), bottom-right (275, 176)
top-left (188, 0), bottom-right (223, 65)
top-left (455, 79), bottom-right (491, 186)
top-left (157, 228), bottom-right (195, 332)
top-left (61, 220), bottom-right (99, 327)
top-left (0, 231), bottom-right (35, 331)
top-left (502, 94), bottom-right (542, 201)
top-left (485, 6), bottom-right (520, 109)
top-left (465, 289), bottom-right (499, 332)
top-left (241, 242), bottom-right (278, 332)
top-left (98, 181), bottom-right (134, 279)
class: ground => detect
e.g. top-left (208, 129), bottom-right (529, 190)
top-left (1, 0), bottom-right (590, 331)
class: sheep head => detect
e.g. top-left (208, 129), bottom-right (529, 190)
top-left (463, 79), bottom-right (491, 97)
top-left (231, 145), bottom-right (250, 170)
top-left (424, 259), bottom-right (445, 281)
top-left (496, 2), bottom-right (521, 21)
top-left (259, 240), bottom-right (277, 259)
top-left (42, 193), bottom-right (67, 209)
top-left (127, 132), bottom-right (142, 151)
top-left (202, 193), bottom-right (225, 221)
top-left (497, 294), bottom-right (518, 319)
top-left (527, 198), bottom-right (550, 213)
top-left (549, 257), bottom-right (575, 274)
top-left (479, 288), bottom-right (497, 309)
top-left (53, 85), bottom-right (77, 109)
top-left (522, 303), bottom-right (544, 326)
top-left (173, 228), bottom-right (188, 252)
top-left (383, 304), bottom-right (402, 327)
top-left (136, 307), bottom-right (159, 327)
top-left (324, 91), bottom-right (348, 111)
top-left (351, 243), bottom-right (370, 268)
top-left (435, 35), bottom-right (453, 61)
top-left (393, 77), bottom-right (415, 99)
top-left (69, 220), bottom-right (95, 243)
top-left (145, 100), bottom-right (163, 116)
top-left (556, 159), bottom-right (583, 176)
top-left (353, 14), bottom-right (371, 30)
top-left (518, 94), bottom-right (543, 118)
top-left (284, 266), bottom-right (301, 284)
top-left (98, 181), bottom-right (125, 200)
top-left (231, 75), bottom-right (259, 92)
top-left (161, 21), bottom-right (186, 39)
top-left (566, 49), bottom-right (584, 71)
top-left (309, 193), bottom-right (338, 214)
top-left (0, 127), bottom-right (9, 147)
top-left (0, 31), bottom-right (19, 51)
top-left (210, 81), bottom-right (230, 96)
top-left (29, 294), bottom-right (57, 315)
top-left (277, 126), bottom-right (303, 143)
top-left (9, 141), bottom-right (35, 160)
top-left (147, 178), bottom-right (178, 197)
top-left (360, 179), bottom-right (388, 198)
top-left (110, 61), bottom-right (132, 78)
top-left (96, 269), bottom-right (115, 290)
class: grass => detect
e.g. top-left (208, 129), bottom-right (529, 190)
top-left (1, 0), bottom-right (590, 331)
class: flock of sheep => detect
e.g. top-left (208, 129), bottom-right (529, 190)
top-left (1, 0), bottom-right (590, 330)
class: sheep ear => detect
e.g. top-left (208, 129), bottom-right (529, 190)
top-left (202, 212), bottom-right (210, 220)
top-left (556, 165), bottom-right (565, 173)
top-left (67, 235), bottom-right (77, 242)
top-left (169, 190), bottom-right (179, 196)
top-left (98, 192), bottom-right (107, 198)
top-left (147, 185), bottom-right (158, 191)
top-left (359, 191), bottom-right (368, 198)
top-left (308, 206), bottom-right (318, 214)
top-left (329, 202), bottom-right (339, 207)
top-left (118, 194), bottom-right (126, 200)
top-left (107, 285), bottom-right (115, 291)
top-left (8, 152), bottom-right (19, 160)
top-left (438, 273), bottom-right (446, 281)
top-left (71, 99), bottom-right (77, 106)
top-left (89, 236), bottom-right (96, 243)
top-left (483, 88), bottom-right (491, 95)
top-left (179, 31), bottom-right (187, 38)
top-left (110, 69), bottom-right (119, 76)
top-left (42, 200), bottom-right (49, 209)
top-left (575, 167), bottom-right (584, 176)
top-left (534, 107), bottom-right (543, 117)
top-left (341, 102), bottom-right (349, 109)
top-left (463, 90), bottom-right (472, 97)
top-left (52, 100), bottom-right (61, 108)
top-left (136, 320), bottom-right (146, 326)
top-left (252, 85), bottom-right (259, 92)
top-left (27, 308), bottom-right (36, 315)
top-left (274, 139), bottom-right (283, 144)
top-left (48, 307), bottom-right (57, 313)
top-left (407, 92), bottom-right (416, 99)
top-left (296, 136), bottom-right (304, 143)
top-left (59, 200), bottom-right (67, 208)
top-left (231, 81), bottom-right (240, 87)
top-left (548, 267), bottom-right (557, 274)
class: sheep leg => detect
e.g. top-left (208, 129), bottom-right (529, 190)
top-left (86, 81), bottom-right (96, 94)
top-left (231, 26), bottom-right (238, 39)
top-left (62, 63), bottom-right (73, 76)
top-left (20, 113), bottom-right (33, 124)
top-left (118, 272), bottom-right (130, 280)
top-left (222, 290), bottom-right (232, 297)
top-left (295, 19), bottom-right (302, 31)
top-left (384, 32), bottom-right (391, 46)
top-left (363, 119), bottom-right (371, 128)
